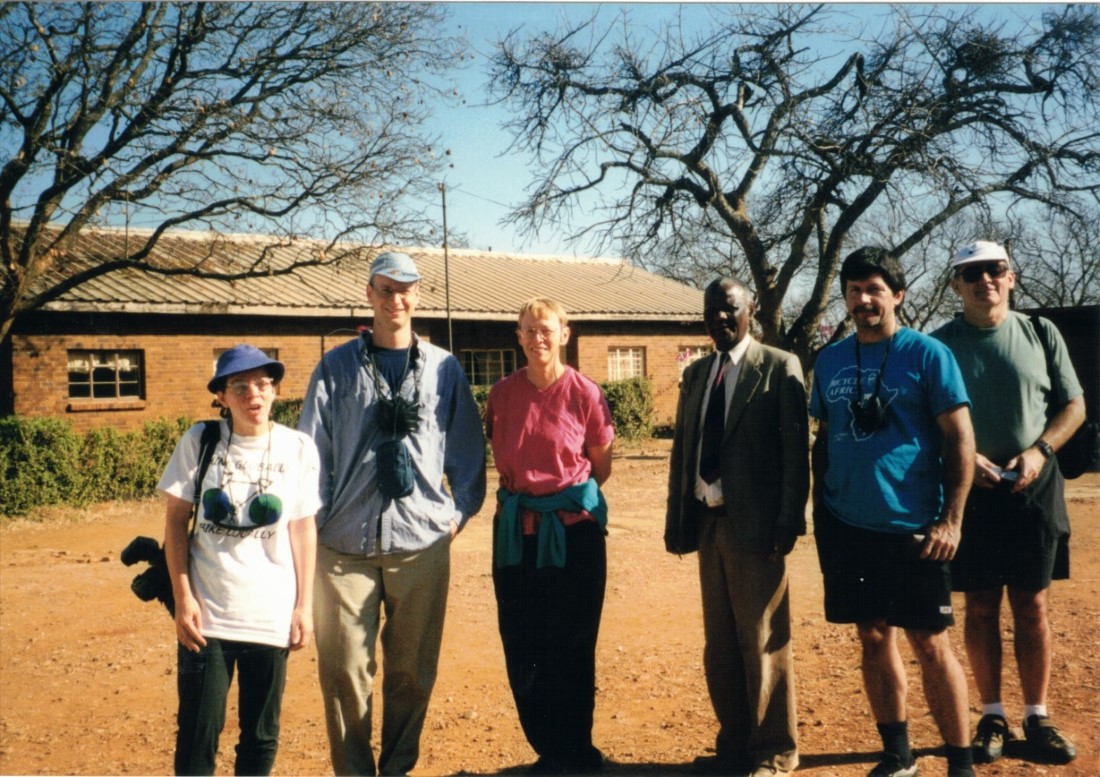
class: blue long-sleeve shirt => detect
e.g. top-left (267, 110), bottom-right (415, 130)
top-left (298, 330), bottom-right (486, 556)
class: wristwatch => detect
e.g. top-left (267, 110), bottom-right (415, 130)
top-left (1034, 439), bottom-right (1055, 459)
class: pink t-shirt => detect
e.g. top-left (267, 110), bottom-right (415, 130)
top-left (486, 366), bottom-right (615, 497)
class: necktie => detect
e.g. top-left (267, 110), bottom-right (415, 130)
top-left (699, 352), bottom-right (730, 485)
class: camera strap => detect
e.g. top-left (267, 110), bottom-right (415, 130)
top-left (363, 338), bottom-right (423, 436)
top-left (854, 334), bottom-right (893, 407)
top-left (190, 420), bottom-right (223, 537)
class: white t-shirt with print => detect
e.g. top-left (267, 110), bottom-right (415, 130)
top-left (158, 420), bottom-right (322, 648)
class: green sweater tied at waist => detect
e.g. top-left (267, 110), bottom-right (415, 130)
top-left (495, 478), bottom-right (607, 569)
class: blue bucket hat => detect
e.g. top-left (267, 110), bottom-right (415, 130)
top-left (208, 345), bottom-right (285, 393)
top-left (370, 251), bottom-right (421, 283)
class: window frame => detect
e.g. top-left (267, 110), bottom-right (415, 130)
top-left (677, 345), bottom-right (711, 376)
top-left (607, 346), bottom-right (646, 381)
top-left (459, 347), bottom-right (517, 387)
top-left (67, 349), bottom-right (145, 401)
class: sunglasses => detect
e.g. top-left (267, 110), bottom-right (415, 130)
top-left (202, 488), bottom-right (283, 527)
top-left (957, 262), bottom-right (1009, 283)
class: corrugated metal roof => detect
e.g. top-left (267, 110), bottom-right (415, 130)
top-left (32, 226), bottom-right (703, 321)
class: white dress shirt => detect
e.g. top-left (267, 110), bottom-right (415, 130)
top-left (694, 335), bottom-right (752, 506)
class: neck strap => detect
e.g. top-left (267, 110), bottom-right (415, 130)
top-left (855, 333), bottom-right (893, 404)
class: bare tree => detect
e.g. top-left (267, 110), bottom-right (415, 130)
top-left (489, 4), bottom-right (1100, 368)
top-left (1011, 205), bottom-right (1100, 308)
top-left (1, 2), bottom-right (465, 340)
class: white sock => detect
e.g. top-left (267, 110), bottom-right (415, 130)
top-left (982, 702), bottom-right (1007, 719)
top-left (1024, 704), bottom-right (1048, 721)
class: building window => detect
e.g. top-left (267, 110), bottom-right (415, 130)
top-left (68, 350), bottom-right (144, 400)
top-left (677, 345), bottom-right (710, 376)
top-left (460, 349), bottom-right (516, 386)
top-left (607, 346), bottom-right (646, 380)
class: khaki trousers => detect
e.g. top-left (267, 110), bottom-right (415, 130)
top-left (314, 537), bottom-right (451, 776)
top-left (698, 511), bottom-right (798, 772)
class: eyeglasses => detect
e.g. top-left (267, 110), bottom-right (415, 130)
top-left (226, 378), bottom-right (275, 396)
top-left (957, 263), bottom-right (1009, 283)
top-left (202, 488), bottom-right (283, 527)
top-left (370, 283), bottom-right (418, 300)
top-left (518, 327), bottom-right (560, 340)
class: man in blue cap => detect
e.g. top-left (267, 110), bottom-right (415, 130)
top-left (299, 251), bottom-right (486, 776)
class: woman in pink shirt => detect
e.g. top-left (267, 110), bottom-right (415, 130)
top-left (485, 297), bottom-right (615, 774)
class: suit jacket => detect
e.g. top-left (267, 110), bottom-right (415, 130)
top-left (665, 339), bottom-right (809, 555)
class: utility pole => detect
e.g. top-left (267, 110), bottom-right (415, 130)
top-left (438, 182), bottom-right (454, 352)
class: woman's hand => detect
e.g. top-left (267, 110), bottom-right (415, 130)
top-left (289, 606), bottom-right (314, 650)
top-left (174, 593), bottom-right (206, 652)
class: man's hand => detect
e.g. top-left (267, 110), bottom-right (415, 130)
top-left (769, 527), bottom-right (798, 563)
top-left (1004, 446), bottom-right (1046, 494)
top-left (920, 520), bottom-right (961, 562)
top-left (973, 452), bottom-right (1004, 489)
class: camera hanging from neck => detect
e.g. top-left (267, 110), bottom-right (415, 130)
top-left (851, 334), bottom-right (893, 434)
top-left (365, 341), bottom-right (422, 437)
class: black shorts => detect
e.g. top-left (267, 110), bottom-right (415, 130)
top-left (814, 505), bottom-right (955, 632)
top-left (952, 457), bottom-right (1070, 592)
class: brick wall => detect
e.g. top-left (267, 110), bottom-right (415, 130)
top-left (7, 312), bottom-right (711, 434)
top-left (572, 320), bottom-right (711, 428)
top-left (10, 332), bottom-right (349, 434)
top-left (8, 312), bottom-right (367, 433)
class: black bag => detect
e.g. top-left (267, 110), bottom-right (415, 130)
top-left (1031, 316), bottom-right (1099, 479)
top-left (377, 439), bottom-right (415, 499)
top-left (121, 419), bottom-right (222, 614)
top-left (1054, 419), bottom-right (1100, 479)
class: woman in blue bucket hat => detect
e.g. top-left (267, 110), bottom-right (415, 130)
top-left (157, 344), bottom-right (321, 775)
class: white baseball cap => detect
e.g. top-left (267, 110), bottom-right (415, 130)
top-left (952, 240), bottom-right (1010, 269)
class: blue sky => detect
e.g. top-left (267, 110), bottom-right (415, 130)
top-left (423, 3), bottom-right (636, 257)
top-left (414, 2), bottom-right (1055, 258)
top-left (423, 2), bottom-right (775, 257)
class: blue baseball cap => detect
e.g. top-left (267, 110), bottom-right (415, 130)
top-left (370, 251), bottom-right (421, 283)
top-left (208, 345), bottom-right (285, 393)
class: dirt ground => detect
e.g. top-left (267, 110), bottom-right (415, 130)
top-left (2, 441), bottom-right (1098, 776)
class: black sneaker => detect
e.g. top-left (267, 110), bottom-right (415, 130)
top-left (868, 753), bottom-right (918, 777)
top-left (1023, 714), bottom-right (1076, 764)
top-left (971, 713), bottom-right (1011, 763)
top-left (527, 756), bottom-right (567, 775)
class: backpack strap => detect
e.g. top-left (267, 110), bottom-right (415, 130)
top-left (1030, 315), bottom-right (1060, 419)
top-left (190, 420), bottom-right (223, 536)
top-left (1030, 315), bottom-right (1054, 375)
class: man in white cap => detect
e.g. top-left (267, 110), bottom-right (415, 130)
top-left (933, 241), bottom-right (1085, 766)
top-left (299, 251), bottom-right (486, 775)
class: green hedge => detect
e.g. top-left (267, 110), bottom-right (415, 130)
top-left (0, 416), bottom-right (191, 516)
top-left (600, 376), bottom-right (654, 441)
top-left (271, 397), bottom-right (304, 428)
top-left (0, 379), bottom-right (654, 516)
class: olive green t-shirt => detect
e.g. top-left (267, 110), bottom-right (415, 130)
top-left (932, 312), bottom-right (1083, 463)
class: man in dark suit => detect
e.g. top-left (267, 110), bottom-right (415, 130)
top-left (665, 278), bottom-right (809, 777)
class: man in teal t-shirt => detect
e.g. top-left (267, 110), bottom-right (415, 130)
top-left (933, 240), bottom-right (1085, 767)
top-left (810, 247), bottom-right (976, 777)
